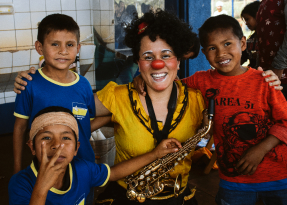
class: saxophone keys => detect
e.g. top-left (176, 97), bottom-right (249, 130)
top-left (139, 174), bottom-right (144, 180)
top-left (137, 193), bottom-right (146, 203)
top-left (145, 170), bottom-right (151, 176)
top-left (126, 189), bottom-right (137, 200)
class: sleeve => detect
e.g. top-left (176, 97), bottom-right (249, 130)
top-left (181, 72), bottom-right (200, 89)
top-left (86, 82), bottom-right (96, 121)
top-left (8, 174), bottom-right (32, 205)
top-left (267, 85), bottom-right (287, 144)
top-left (96, 81), bottom-right (118, 114)
top-left (88, 162), bottom-right (110, 187)
top-left (271, 0), bottom-right (287, 70)
top-left (14, 79), bottom-right (32, 119)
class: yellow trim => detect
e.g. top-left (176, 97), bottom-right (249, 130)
top-left (100, 164), bottom-right (110, 187)
top-left (39, 68), bottom-right (79, 87)
top-left (30, 161), bottom-right (73, 194)
top-left (90, 118), bottom-right (95, 121)
top-left (14, 112), bottom-right (29, 119)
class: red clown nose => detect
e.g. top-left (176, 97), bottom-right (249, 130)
top-left (151, 60), bottom-right (165, 69)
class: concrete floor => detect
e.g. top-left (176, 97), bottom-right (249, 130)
top-left (0, 133), bottom-right (263, 205)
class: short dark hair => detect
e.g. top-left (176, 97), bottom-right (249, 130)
top-left (124, 9), bottom-right (199, 63)
top-left (199, 15), bottom-right (243, 48)
top-left (32, 106), bottom-right (78, 150)
top-left (241, 1), bottom-right (260, 19)
top-left (37, 14), bottom-right (80, 44)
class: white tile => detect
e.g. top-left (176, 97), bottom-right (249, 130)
top-left (0, 30), bottom-right (16, 48)
top-left (13, 50), bottom-right (30, 67)
top-left (16, 30), bottom-right (33, 47)
top-left (77, 10), bottom-right (91, 26)
top-left (93, 0), bottom-right (100, 10)
top-left (0, 98), bottom-right (5, 104)
top-left (100, 25), bottom-right (109, 39)
top-left (0, 14), bottom-right (14, 30)
top-left (76, 0), bottom-right (90, 10)
top-left (30, 64), bottom-right (39, 69)
top-left (46, 11), bottom-right (60, 16)
top-left (30, 49), bottom-right (40, 65)
top-left (0, 67), bottom-right (12, 74)
top-left (4, 91), bottom-right (16, 97)
top-left (46, 0), bottom-right (61, 11)
top-left (0, 92), bottom-right (4, 98)
top-left (0, 0), bottom-right (12, 3)
top-left (100, 11), bottom-right (109, 25)
top-left (84, 70), bottom-right (95, 86)
top-left (30, 0), bottom-right (46, 12)
top-left (79, 44), bottom-right (95, 59)
top-left (100, 0), bottom-right (109, 10)
top-left (93, 10), bottom-right (100, 26)
top-left (31, 12), bottom-right (46, 29)
top-left (91, 85), bottom-right (96, 90)
top-left (80, 58), bottom-right (93, 65)
top-left (15, 13), bottom-right (31, 30)
top-left (12, 65), bottom-right (30, 73)
top-left (61, 0), bottom-right (76, 11)
top-left (5, 96), bottom-right (16, 103)
top-left (61, 10), bottom-right (77, 21)
top-left (13, 0), bottom-right (30, 12)
top-left (79, 26), bottom-right (92, 41)
top-left (109, 0), bottom-right (113, 10)
top-left (0, 52), bottom-right (12, 68)
top-left (32, 28), bottom-right (38, 43)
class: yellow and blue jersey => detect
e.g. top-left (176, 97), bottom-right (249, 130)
top-left (9, 158), bottom-right (110, 205)
top-left (14, 68), bottom-right (96, 162)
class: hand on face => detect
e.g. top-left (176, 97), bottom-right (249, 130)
top-left (35, 141), bottom-right (66, 191)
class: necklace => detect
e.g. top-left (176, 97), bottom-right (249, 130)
top-left (145, 82), bottom-right (177, 145)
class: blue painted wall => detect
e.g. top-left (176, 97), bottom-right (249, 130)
top-left (187, 0), bottom-right (211, 76)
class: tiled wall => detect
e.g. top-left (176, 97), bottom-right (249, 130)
top-left (0, 0), bottom-right (110, 104)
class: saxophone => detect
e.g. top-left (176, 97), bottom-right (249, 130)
top-left (125, 99), bottom-right (215, 203)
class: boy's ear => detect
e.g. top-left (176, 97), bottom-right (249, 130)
top-left (27, 140), bottom-right (36, 155)
top-left (35, 41), bottom-right (44, 55)
top-left (241, 36), bottom-right (247, 52)
top-left (77, 43), bottom-right (81, 54)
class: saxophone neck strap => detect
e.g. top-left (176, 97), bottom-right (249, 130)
top-left (145, 82), bottom-right (177, 145)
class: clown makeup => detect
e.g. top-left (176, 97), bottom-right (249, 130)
top-left (138, 36), bottom-right (180, 91)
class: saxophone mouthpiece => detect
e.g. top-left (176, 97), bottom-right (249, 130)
top-left (208, 98), bottom-right (215, 120)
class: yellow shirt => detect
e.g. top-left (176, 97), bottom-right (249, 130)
top-left (97, 80), bottom-right (205, 189)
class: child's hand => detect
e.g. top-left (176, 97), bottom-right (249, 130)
top-left (259, 67), bottom-right (283, 90)
top-left (35, 142), bottom-right (66, 192)
top-left (13, 67), bottom-right (36, 94)
top-left (133, 74), bottom-right (146, 96)
top-left (236, 145), bottom-right (265, 175)
top-left (153, 138), bottom-right (182, 159)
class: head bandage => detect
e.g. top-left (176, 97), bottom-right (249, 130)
top-left (29, 112), bottom-right (79, 141)
top-left (216, 1), bottom-right (223, 7)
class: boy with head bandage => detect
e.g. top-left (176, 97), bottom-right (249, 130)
top-left (9, 106), bottom-right (182, 205)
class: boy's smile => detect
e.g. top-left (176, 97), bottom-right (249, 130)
top-left (28, 125), bottom-right (80, 167)
top-left (35, 30), bottom-right (81, 71)
top-left (202, 28), bottom-right (247, 76)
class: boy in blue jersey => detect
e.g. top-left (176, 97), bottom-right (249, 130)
top-left (9, 106), bottom-right (181, 205)
top-left (13, 14), bottom-right (98, 175)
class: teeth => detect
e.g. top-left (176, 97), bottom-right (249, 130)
top-left (151, 73), bottom-right (167, 79)
top-left (219, 59), bottom-right (230, 64)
